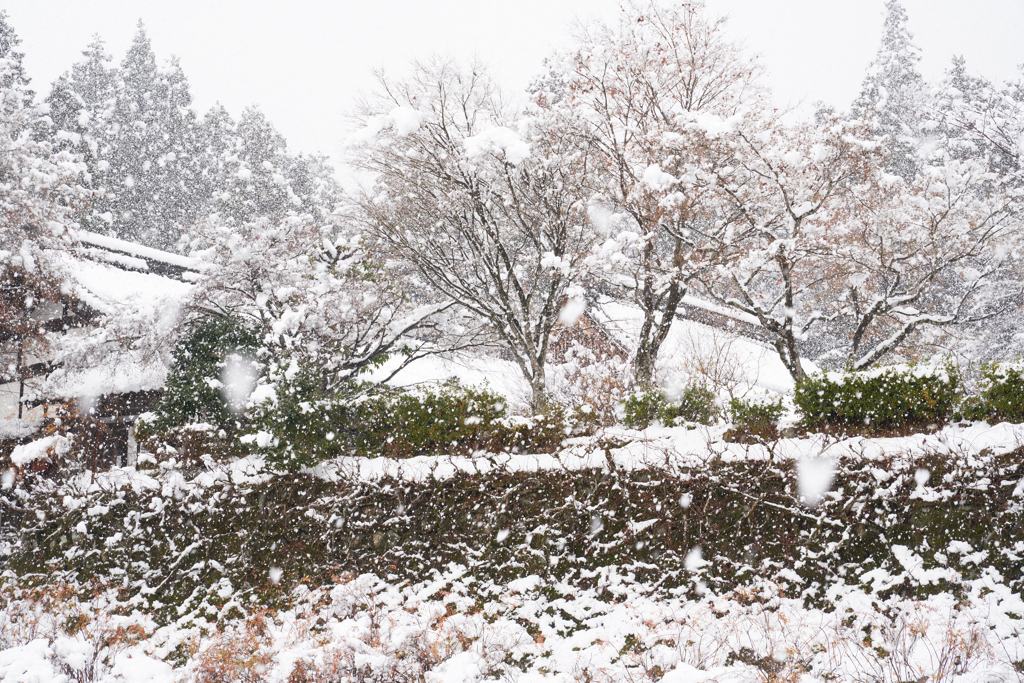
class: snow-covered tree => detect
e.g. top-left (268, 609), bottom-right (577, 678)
top-left (45, 23), bottom-right (204, 250)
top-left (104, 23), bottom-right (203, 250)
top-left (0, 10), bottom-right (29, 94)
top-left (546, 0), bottom-right (763, 387)
top-left (198, 106), bottom-right (337, 227)
top-left (850, 0), bottom-right (926, 179)
top-left (705, 113), bottom-right (887, 381)
top-left (0, 24), bottom-right (89, 417)
top-left (843, 54), bottom-right (1024, 367)
top-left (45, 36), bottom-right (119, 234)
top-left (348, 60), bottom-right (596, 410)
top-left (706, 105), bottom-right (1021, 376)
top-left (927, 57), bottom-right (1024, 178)
top-left (827, 156), bottom-right (1023, 370)
top-left (46, 27), bottom-right (340, 252)
top-left (186, 212), bottom-right (445, 400)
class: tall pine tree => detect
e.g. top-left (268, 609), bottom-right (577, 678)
top-left (107, 22), bottom-right (203, 249)
top-left (930, 57), bottom-right (994, 161)
top-left (45, 22), bottom-right (339, 250)
top-left (46, 36), bottom-right (119, 233)
top-left (0, 10), bottom-right (29, 94)
top-left (927, 56), bottom-right (1024, 177)
top-left (851, 0), bottom-right (926, 178)
top-left (198, 106), bottom-right (337, 227)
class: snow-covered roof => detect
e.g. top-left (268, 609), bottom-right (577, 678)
top-left (42, 354), bottom-right (169, 400)
top-left (58, 251), bottom-right (192, 319)
top-left (35, 251), bottom-right (193, 401)
top-left (76, 230), bottom-right (202, 273)
top-left (680, 294), bottom-right (761, 327)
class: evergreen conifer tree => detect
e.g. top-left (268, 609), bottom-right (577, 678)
top-left (107, 22), bottom-right (203, 249)
top-left (931, 56), bottom-right (995, 161)
top-left (45, 36), bottom-right (119, 233)
top-left (44, 22), bottom-right (338, 251)
top-left (851, 0), bottom-right (925, 178)
top-left (195, 103), bottom-right (237, 213)
top-left (200, 106), bottom-right (337, 226)
top-left (0, 10), bottom-right (30, 93)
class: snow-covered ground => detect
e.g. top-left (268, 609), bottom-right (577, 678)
top-left (2, 561), bottom-right (1022, 683)
top-left (593, 298), bottom-right (807, 396)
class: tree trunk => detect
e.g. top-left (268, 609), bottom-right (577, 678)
top-left (633, 344), bottom-right (657, 390)
top-left (633, 275), bottom-right (686, 389)
top-left (529, 368), bottom-right (548, 415)
top-left (16, 343), bottom-right (23, 420)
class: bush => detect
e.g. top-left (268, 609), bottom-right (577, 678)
top-left (621, 389), bottom-right (669, 429)
top-left (955, 394), bottom-right (987, 423)
top-left (353, 380), bottom-right (510, 458)
top-left (965, 362), bottom-right (1024, 424)
top-left (794, 364), bottom-right (962, 433)
top-left (726, 392), bottom-right (784, 442)
top-left (135, 420), bottom-right (235, 474)
top-left (621, 384), bottom-right (717, 429)
top-left (155, 316), bottom-right (261, 433)
top-left (487, 401), bottom-right (570, 454)
top-left (673, 383), bottom-right (718, 425)
top-left (241, 366), bottom-right (348, 469)
top-left (246, 376), bottom-right (567, 470)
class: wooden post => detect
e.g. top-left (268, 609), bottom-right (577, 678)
top-left (16, 343), bottom-right (23, 420)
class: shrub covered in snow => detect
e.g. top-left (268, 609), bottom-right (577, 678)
top-left (794, 364), bottom-right (962, 433)
top-left (621, 384), bottom-right (717, 429)
top-left (4, 430), bottom-right (1024, 681)
top-left (153, 316), bottom-right (261, 433)
top-left (243, 377), bottom-right (569, 469)
top-left (726, 391), bottom-right (785, 442)
top-left (8, 427), bottom-right (1022, 626)
top-left (353, 380), bottom-right (509, 458)
top-left (977, 361), bottom-right (1024, 424)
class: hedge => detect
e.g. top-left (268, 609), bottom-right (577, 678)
top-left (621, 384), bottom-right (717, 429)
top-left (978, 361), bottom-right (1024, 423)
top-left (794, 364), bottom-right (961, 432)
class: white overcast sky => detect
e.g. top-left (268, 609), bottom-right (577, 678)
top-left (6, 0), bottom-right (1024, 172)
